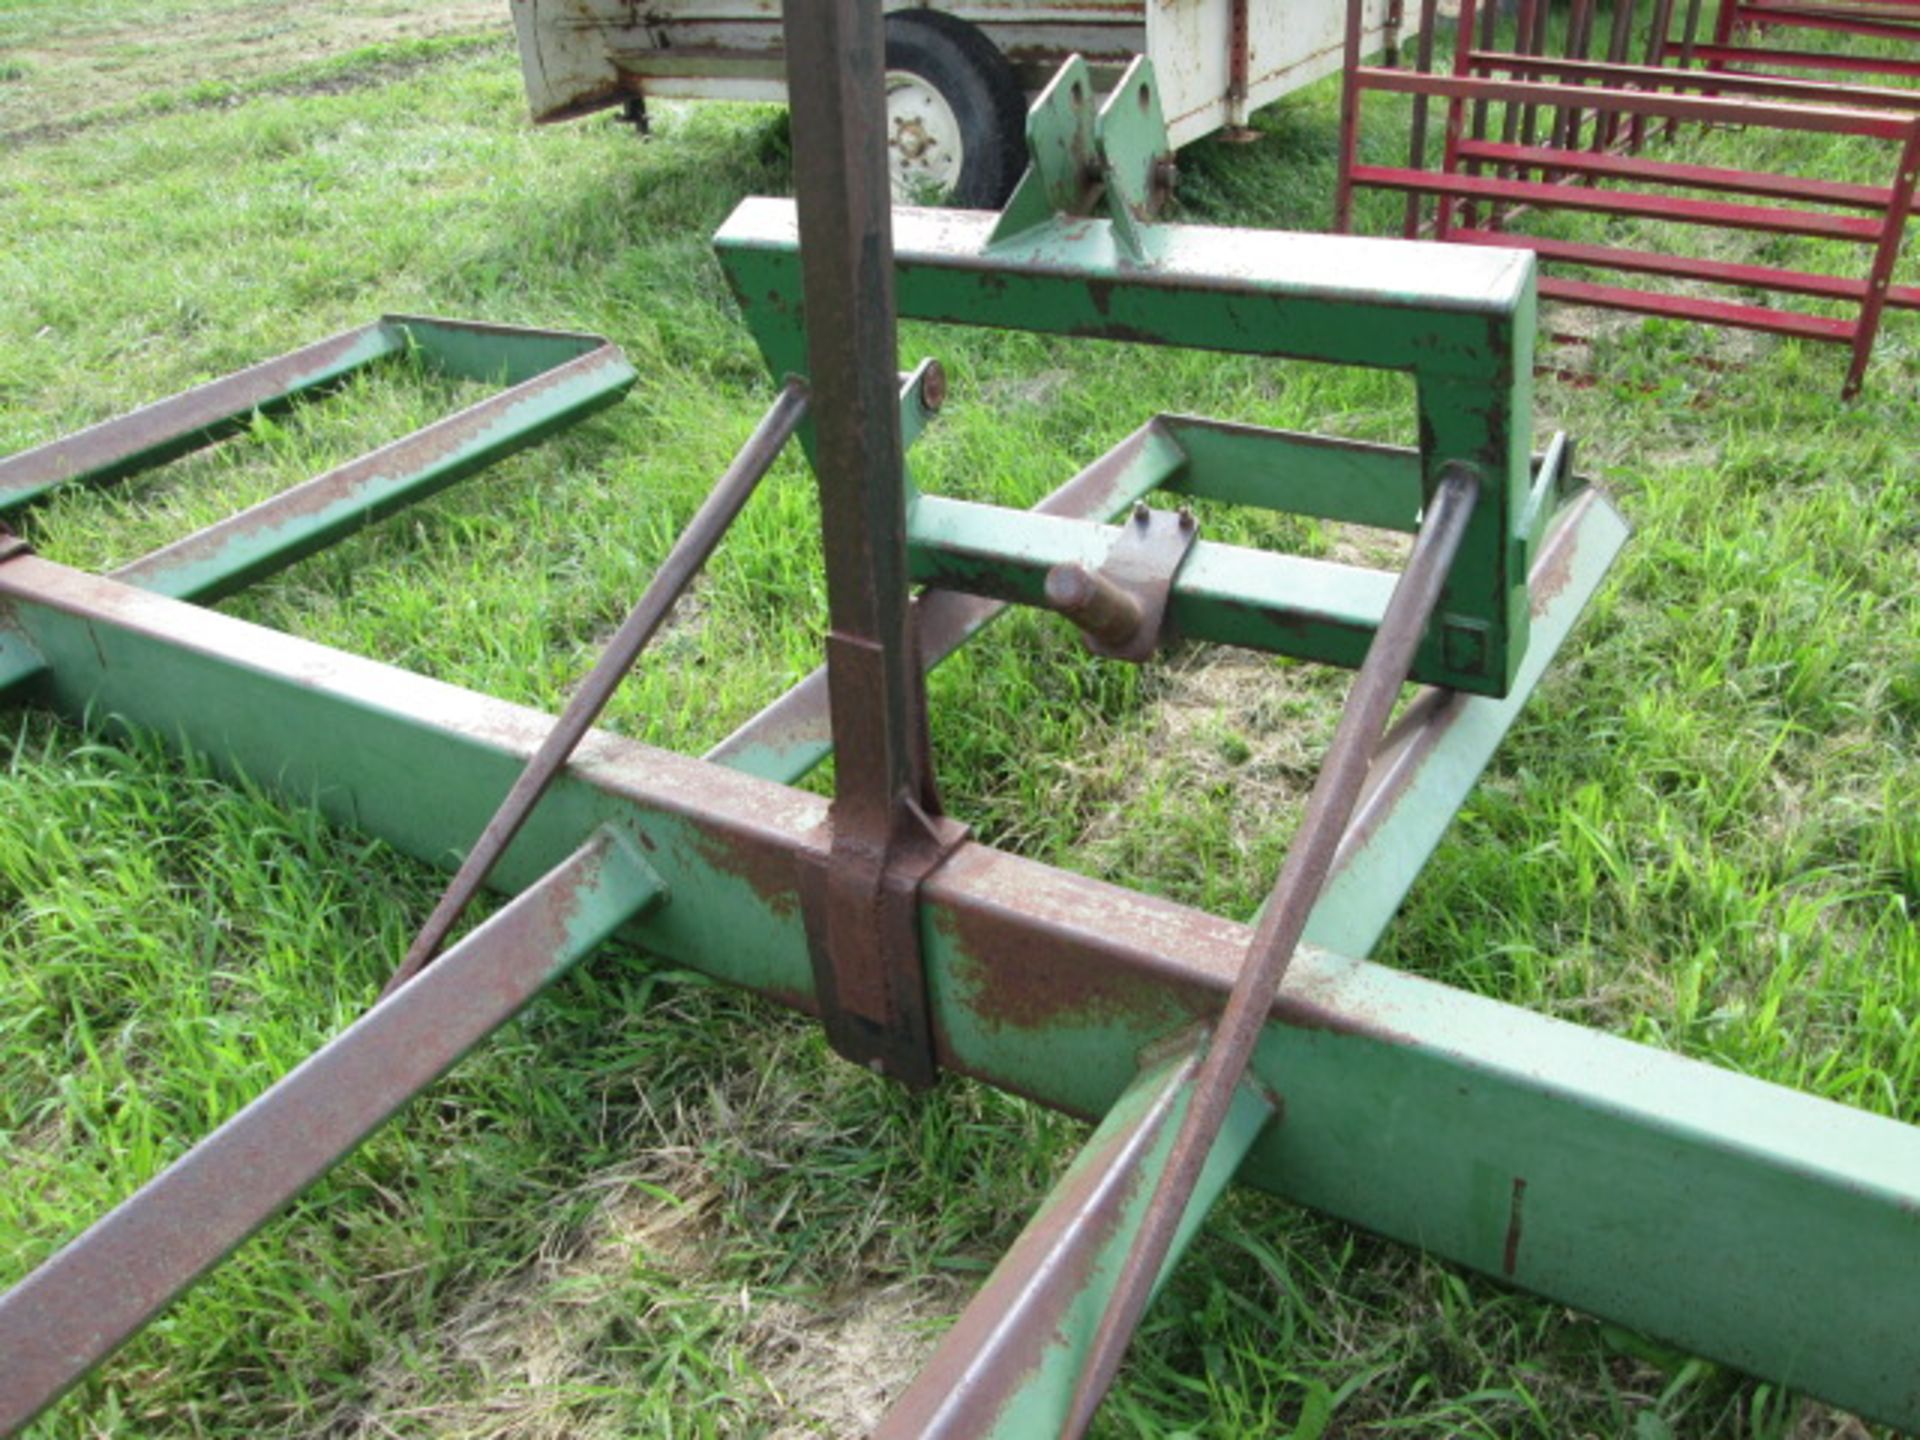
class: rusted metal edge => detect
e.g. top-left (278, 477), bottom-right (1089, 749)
top-left (2, 551), bottom-right (1917, 1425)
top-left (2, 556), bottom-right (1915, 1428)
top-left (0, 826), bottom-right (665, 1438)
top-left (1062, 463), bottom-right (1482, 1437)
top-left (114, 341), bottom-right (638, 604)
top-left (385, 380), bottom-right (805, 995)
top-left (873, 1050), bottom-right (1273, 1438)
top-left (1046, 501), bottom-right (1201, 662)
top-left (0, 322), bottom-right (401, 512)
top-left (779, 0), bottom-right (951, 1089)
top-left (0, 327), bottom-right (635, 699)
top-left (1303, 485), bottom-right (1628, 957)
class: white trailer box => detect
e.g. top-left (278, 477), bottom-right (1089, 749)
top-left (510, 0), bottom-right (1396, 204)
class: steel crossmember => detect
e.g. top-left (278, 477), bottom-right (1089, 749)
top-left (1, 14), bottom-right (1916, 1437)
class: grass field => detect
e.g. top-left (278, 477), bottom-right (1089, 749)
top-left (1, 2), bottom-right (1917, 1436)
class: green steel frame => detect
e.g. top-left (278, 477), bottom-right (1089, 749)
top-left (719, 197), bottom-right (1543, 698)
top-left (0, 35), bottom-right (1916, 1440)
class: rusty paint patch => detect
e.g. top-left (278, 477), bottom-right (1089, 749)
top-left (1527, 490), bottom-right (1595, 619)
top-left (688, 819), bottom-right (809, 920)
top-left (114, 344), bottom-right (629, 596)
top-left (1326, 684), bottom-right (1467, 879)
top-left (873, 1054), bottom-right (1197, 1438)
top-left (0, 324), bottom-right (391, 502)
top-left (1503, 1176), bottom-right (1528, 1276)
top-left (0, 833), bottom-right (634, 1435)
top-left (934, 893), bottom-right (1207, 1038)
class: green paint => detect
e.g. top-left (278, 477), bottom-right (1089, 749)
top-left (715, 199), bottom-right (1539, 695)
top-left (0, 323), bottom-right (401, 512)
top-left (4, 542), bottom-right (1916, 1429)
top-left (907, 494), bottom-right (1392, 666)
top-left (1302, 491), bottom-right (1629, 956)
top-left (117, 351), bottom-right (636, 604)
top-left (989, 56), bottom-right (1098, 249)
top-left (946, 1051), bottom-right (1272, 1436)
top-left (1162, 416), bottom-right (1426, 530)
top-left (0, 316), bottom-right (636, 681)
top-left (1092, 58), bottom-right (1175, 261)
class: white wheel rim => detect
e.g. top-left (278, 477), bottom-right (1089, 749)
top-left (885, 71), bottom-right (965, 202)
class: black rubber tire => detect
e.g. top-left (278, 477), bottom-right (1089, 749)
top-left (882, 9), bottom-right (1028, 208)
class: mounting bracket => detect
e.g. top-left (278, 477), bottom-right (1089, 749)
top-left (1044, 501), bottom-right (1200, 662)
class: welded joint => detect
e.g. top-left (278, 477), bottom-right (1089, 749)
top-left (1043, 501), bottom-right (1199, 663)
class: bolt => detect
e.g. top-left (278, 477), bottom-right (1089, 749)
top-left (1177, 505), bottom-right (1196, 530)
top-left (920, 360), bottom-right (948, 413)
top-left (1132, 500), bottom-right (1151, 525)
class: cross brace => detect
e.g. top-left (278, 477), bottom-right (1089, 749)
top-left (0, 476), bottom-right (1915, 1430)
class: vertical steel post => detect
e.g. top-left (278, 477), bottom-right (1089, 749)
top-left (1633, 0), bottom-right (1678, 150)
top-left (781, 1), bottom-right (918, 806)
top-left (1844, 118), bottom-right (1920, 398)
top-left (1404, 0), bottom-right (1444, 236)
top-left (1435, 0), bottom-right (1479, 238)
top-left (780, 0), bottom-right (955, 1088)
top-left (1596, 0), bottom-right (1639, 152)
top-left (1336, 0), bottom-right (1369, 231)
top-left (1551, 0), bottom-right (1598, 174)
top-left (1465, 0), bottom-right (1501, 227)
top-left (1227, 0), bottom-right (1253, 129)
top-left (1522, 0), bottom-right (1553, 154)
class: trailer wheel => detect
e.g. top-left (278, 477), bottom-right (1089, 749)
top-left (883, 10), bottom-right (1027, 208)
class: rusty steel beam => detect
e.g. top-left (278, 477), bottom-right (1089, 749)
top-left (1307, 481), bottom-right (1597, 957)
top-left (0, 827), bottom-right (664, 1437)
top-left (385, 379), bottom-right (807, 994)
top-left (872, 1050), bottom-right (1274, 1438)
top-left (3, 518), bottom-right (1918, 1429)
top-left (1063, 462), bottom-right (1481, 1435)
top-left (780, 0), bottom-right (960, 1090)
top-left (0, 323), bottom-right (401, 511)
top-left (112, 340), bottom-right (638, 605)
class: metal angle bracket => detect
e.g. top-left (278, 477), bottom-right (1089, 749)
top-left (1043, 501), bottom-right (1201, 662)
top-left (987, 55), bottom-right (1176, 261)
top-left (1095, 59), bottom-right (1178, 259)
top-left (988, 56), bottom-right (1100, 249)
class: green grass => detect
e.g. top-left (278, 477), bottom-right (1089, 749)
top-left (1, 4), bottom-right (1916, 1437)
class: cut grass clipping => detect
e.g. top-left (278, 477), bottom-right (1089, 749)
top-left (1, 4), bottom-right (1917, 1437)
